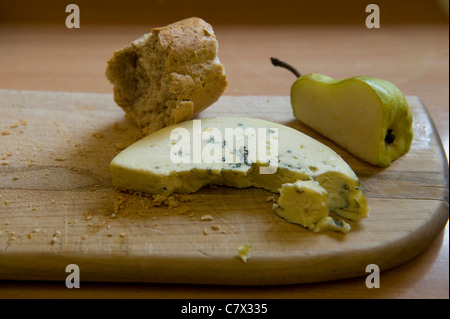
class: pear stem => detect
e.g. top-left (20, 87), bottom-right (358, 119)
top-left (270, 57), bottom-right (302, 77)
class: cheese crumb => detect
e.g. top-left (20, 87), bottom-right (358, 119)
top-left (237, 242), bottom-right (252, 263)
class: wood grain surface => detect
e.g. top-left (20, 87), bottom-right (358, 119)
top-left (0, 0), bottom-right (447, 299)
top-left (0, 90), bottom-right (447, 286)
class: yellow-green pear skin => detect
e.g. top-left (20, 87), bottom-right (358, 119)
top-left (290, 73), bottom-right (413, 167)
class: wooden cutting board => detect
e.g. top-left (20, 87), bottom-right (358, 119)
top-left (0, 89), bottom-right (448, 285)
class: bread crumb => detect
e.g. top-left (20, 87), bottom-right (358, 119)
top-left (178, 206), bottom-right (190, 215)
top-left (81, 234), bottom-right (88, 240)
top-left (112, 194), bottom-right (127, 213)
top-left (151, 194), bottom-right (167, 206)
top-left (114, 142), bottom-right (130, 152)
top-left (211, 224), bottom-right (220, 231)
top-left (10, 123), bottom-right (18, 128)
top-left (54, 156), bottom-right (66, 162)
top-left (200, 214), bottom-right (213, 221)
top-left (1, 130), bottom-right (10, 135)
top-left (12, 177), bottom-right (19, 181)
top-left (119, 233), bottom-right (126, 238)
top-left (176, 194), bottom-right (194, 203)
top-left (112, 122), bottom-right (127, 133)
top-left (167, 198), bottom-right (178, 208)
top-left (92, 132), bottom-right (103, 139)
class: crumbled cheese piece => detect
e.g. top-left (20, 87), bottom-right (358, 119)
top-left (237, 242), bottom-right (252, 263)
top-left (275, 180), bottom-right (351, 234)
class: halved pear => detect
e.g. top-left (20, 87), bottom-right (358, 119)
top-left (272, 58), bottom-right (414, 167)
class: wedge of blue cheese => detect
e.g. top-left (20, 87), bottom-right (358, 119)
top-left (110, 117), bottom-right (369, 231)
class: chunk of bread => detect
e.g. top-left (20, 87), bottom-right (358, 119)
top-left (106, 17), bottom-right (228, 135)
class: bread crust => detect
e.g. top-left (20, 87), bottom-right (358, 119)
top-left (106, 17), bottom-right (228, 135)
